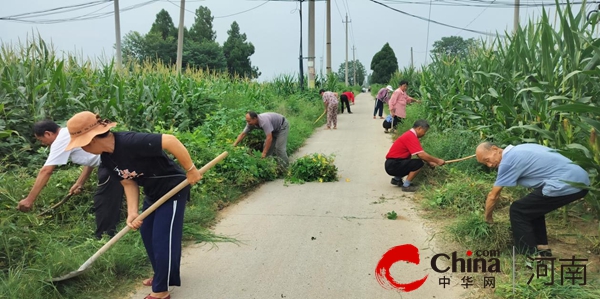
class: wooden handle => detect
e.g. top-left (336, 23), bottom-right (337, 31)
top-left (445, 154), bottom-right (476, 164)
top-left (76, 151), bottom-right (229, 271)
top-left (314, 111), bottom-right (326, 124)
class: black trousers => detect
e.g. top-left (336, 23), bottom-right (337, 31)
top-left (509, 188), bottom-right (588, 255)
top-left (340, 94), bottom-right (351, 113)
top-left (384, 158), bottom-right (424, 178)
top-left (93, 165), bottom-right (125, 239)
top-left (373, 100), bottom-right (384, 117)
top-left (391, 116), bottom-right (403, 129)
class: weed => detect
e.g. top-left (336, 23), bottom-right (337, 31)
top-left (386, 211), bottom-right (398, 220)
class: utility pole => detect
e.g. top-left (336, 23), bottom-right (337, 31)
top-left (352, 46), bottom-right (356, 86)
top-left (113, 0), bottom-right (122, 69)
top-left (344, 14), bottom-right (350, 86)
top-left (513, 0), bottom-right (520, 34)
top-left (320, 56), bottom-right (324, 77)
top-left (410, 47), bottom-right (414, 69)
top-left (176, 0), bottom-right (185, 73)
top-left (326, 0), bottom-right (332, 74)
top-left (299, 0), bottom-right (304, 90)
top-left (308, 0), bottom-right (315, 89)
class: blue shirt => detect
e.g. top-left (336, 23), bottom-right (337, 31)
top-left (495, 144), bottom-right (590, 197)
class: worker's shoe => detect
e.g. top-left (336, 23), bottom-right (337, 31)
top-left (142, 277), bottom-right (153, 286)
top-left (391, 178), bottom-right (402, 186)
top-left (401, 185), bottom-right (419, 192)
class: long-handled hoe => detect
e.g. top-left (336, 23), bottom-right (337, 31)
top-left (50, 152), bottom-right (229, 282)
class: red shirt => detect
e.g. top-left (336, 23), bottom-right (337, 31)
top-left (342, 91), bottom-right (355, 102)
top-left (386, 129), bottom-right (424, 159)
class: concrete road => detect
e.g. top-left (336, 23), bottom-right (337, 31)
top-left (129, 93), bottom-right (466, 299)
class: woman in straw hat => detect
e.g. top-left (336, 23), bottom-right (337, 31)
top-left (66, 111), bottom-right (202, 299)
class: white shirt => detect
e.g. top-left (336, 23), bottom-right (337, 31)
top-left (44, 128), bottom-right (101, 167)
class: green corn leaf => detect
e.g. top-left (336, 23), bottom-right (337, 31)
top-left (551, 103), bottom-right (600, 114)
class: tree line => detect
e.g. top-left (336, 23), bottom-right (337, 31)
top-left (369, 36), bottom-right (478, 84)
top-left (122, 6), bottom-right (260, 79)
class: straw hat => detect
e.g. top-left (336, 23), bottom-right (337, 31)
top-left (65, 111), bottom-right (116, 151)
top-left (386, 85), bottom-right (393, 91)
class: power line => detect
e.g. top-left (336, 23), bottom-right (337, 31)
top-left (425, 0), bottom-right (433, 64)
top-left (214, 0), bottom-right (272, 18)
top-left (344, 0), bottom-right (356, 47)
top-left (379, 0), bottom-right (593, 7)
top-left (456, 0), bottom-right (497, 35)
top-left (1, 1), bottom-right (159, 24)
top-left (333, 0), bottom-right (345, 20)
top-left (0, 1), bottom-right (110, 20)
top-left (166, 0), bottom-right (272, 19)
top-left (369, 0), bottom-right (505, 37)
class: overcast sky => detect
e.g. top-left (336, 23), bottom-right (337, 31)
top-left (0, 0), bottom-right (590, 82)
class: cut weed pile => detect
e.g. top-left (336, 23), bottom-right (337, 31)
top-left (285, 153), bottom-right (338, 184)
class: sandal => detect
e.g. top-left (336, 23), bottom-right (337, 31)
top-left (142, 277), bottom-right (153, 286)
top-left (144, 295), bottom-right (170, 299)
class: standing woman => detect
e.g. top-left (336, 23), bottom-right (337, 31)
top-left (319, 89), bottom-right (339, 129)
top-left (65, 111), bottom-right (202, 299)
top-left (388, 80), bottom-right (420, 131)
top-left (373, 85), bottom-right (393, 119)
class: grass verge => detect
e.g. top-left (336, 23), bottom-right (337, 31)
top-left (390, 104), bottom-right (600, 299)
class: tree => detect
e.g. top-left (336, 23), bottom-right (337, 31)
top-left (222, 21), bottom-right (260, 78)
top-left (122, 31), bottom-right (146, 62)
top-left (120, 6), bottom-right (257, 74)
top-left (183, 40), bottom-right (226, 72)
top-left (149, 9), bottom-right (177, 40)
top-left (188, 6), bottom-right (216, 43)
top-left (336, 60), bottom-right (366, 86)
top-left (122, 10), bottom-right (178, 64)
top-left (431, 36), bottom-right (478, 57)
top-left (370, 43), bottom-right (398, 84)
top-left (144, 31), bottom-right (177, 64)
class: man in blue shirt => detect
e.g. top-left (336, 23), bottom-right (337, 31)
top-left (476, 142), bottom-right (590, 256)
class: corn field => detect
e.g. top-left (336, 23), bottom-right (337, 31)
top-left (412, 2), bottom-right (600, 217)
top-left (0, 37), bottom-right (324, 167)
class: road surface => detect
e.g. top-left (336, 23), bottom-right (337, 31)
top-left (128, 92), bottom-right (466, 299)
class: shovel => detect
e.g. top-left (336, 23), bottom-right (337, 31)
top-left (38, 193), bottom-right (74, 217)
top-left (51, 151), bottom-right (229, 282)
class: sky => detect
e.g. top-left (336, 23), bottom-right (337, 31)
top-left (0, 0), bottom-right (592, 82)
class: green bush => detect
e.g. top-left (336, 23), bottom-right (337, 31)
top-left (286, 153), bottom-right (338, 184)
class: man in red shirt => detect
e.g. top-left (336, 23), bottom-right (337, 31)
top-left (385, 120), bottom-right (445, 192)
top-left (340, 91), bottom-right (354, 114)
top-left (344, 91), bottom-right (355, 105)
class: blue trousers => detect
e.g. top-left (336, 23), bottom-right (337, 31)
top-left (141, 186), bottom-right (189, 292)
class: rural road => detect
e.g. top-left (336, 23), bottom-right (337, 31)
top-left (129, 93), bottom-right (465, 299)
